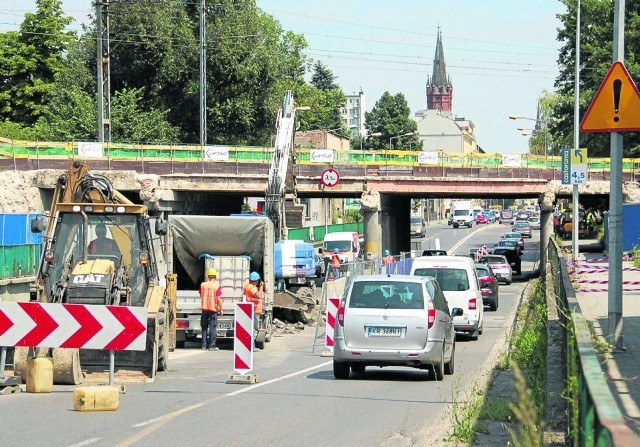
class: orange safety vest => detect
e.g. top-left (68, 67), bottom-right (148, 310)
top-left (244, 282), bottom-right (263, 314)
top-left (330, 254), bottom-right (341, 267)
top-left (200, 280), bottom-right (222, 312)
top-left (383, 255), bottom-right (395, 265)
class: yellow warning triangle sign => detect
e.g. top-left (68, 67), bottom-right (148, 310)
top-left (580, 61), bottom-right (640, 132)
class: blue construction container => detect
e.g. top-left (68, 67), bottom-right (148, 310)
top-left (604, 203), bottom-right (640, 253)
top-left (274, 240), bottom-right (316, 279)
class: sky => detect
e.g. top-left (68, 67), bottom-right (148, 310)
top-left (0, 0), bottom-right (565, 154)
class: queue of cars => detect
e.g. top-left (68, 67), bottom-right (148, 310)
top-left (332, 207), bottom-right (539, 380)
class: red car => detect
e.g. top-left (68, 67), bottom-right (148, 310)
top-left (475, 214), bottom-right (489, 224)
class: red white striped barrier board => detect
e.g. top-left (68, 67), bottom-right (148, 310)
top-left (567, 257), bottom-right (609, 264)
top-left (0, 302), bottom-right (147, 350)
top-left (570, 268), bottom-right (640, 274)
top-left (233, 302), bottom-right (254, 374)
top-left (576, 288), bottom-right (640, 293)
top-left (325, 297), bottom-right (340, 349)
top-left (572, 280), bottom-right (640, 285)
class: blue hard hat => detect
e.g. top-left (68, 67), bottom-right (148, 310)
top-left (384, 250), bottom-right (390, 255)
top-left (249, 271), bottom-right (260, 281)
top-left (333, 248), bottom-right (339, 253)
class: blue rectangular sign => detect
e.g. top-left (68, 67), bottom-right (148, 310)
top-left (561, 148), bottom-right (571, 185)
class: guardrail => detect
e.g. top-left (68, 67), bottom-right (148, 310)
top-left (3, 137), bottom-right (640, 174)
top-left (548, 241), bottom-right (640, 446)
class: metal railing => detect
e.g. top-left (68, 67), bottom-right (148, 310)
top-left (3, 137), bottom-right (640, 177)
top-left (547, 240), bottom-right (640, 446)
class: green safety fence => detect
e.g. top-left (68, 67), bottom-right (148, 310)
top-left (3, 137), bottom-right (640, 171)
top-left (0, 244), bottom-right (41, 279)
top-left (287, 222), bottom-right (363, 243)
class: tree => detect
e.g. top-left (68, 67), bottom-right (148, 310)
top-left (311, 61), bottom-right (339, 91)
top-left (286, 64), bottom-right (346, 135)
top-left (364, 92), bottom-right (421, 150)
top-left (554, 0), bottom-right (640, 156)
top-left (0, 0), bottom-right (74, 124)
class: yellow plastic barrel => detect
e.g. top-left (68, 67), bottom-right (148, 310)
top-left (26, 357), bottom-right (54, 393)
top-left (73, 386), bottom-right (120, 412)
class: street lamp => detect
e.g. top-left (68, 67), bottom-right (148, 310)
top-left (389, 131), bottom-right (417, 149)
top-left (509, 114), bottom-right (548, 156)
top-left (361, 131), bottom-right (382, 150)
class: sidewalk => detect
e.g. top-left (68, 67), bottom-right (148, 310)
top-left (569, 248), bottom-right (640, 435)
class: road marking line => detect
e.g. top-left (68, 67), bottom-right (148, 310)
top-left (118, 360), bottom-right (332, 446)
top-left (68, 438), bottom-right (101, 447)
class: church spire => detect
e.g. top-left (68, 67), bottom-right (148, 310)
top-left (426, 28), bottom-right (453, 112)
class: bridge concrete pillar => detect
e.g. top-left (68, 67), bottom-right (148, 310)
top-left (539, 192), bottom-right (556, 280)
top-left (361, 191), bottom-right (382, 258)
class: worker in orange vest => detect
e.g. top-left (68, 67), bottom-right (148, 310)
top-left (199, 268), bottom-right (223, 351)
top-left (244, 271), bottom-right (265, 346)
top-left (383, 249), bottom-right (396, 274)
top-left (330, 248), bottom-right (341, 280)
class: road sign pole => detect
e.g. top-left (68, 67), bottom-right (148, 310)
top-left (571, 185), bottom-right (579, 258)
top-left (608, 0), bottom-right (625, 351)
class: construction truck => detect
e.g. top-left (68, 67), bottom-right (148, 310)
top-left (169, 215), bottom-right (275, 349)
top-left (14, 161), bottom-right (174, 384)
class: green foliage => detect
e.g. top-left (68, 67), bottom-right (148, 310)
top-left (110, 88), bottom-right (180, 143)
top-left (632, 245), bottom-right (640, 268)
top-left (291, 80), bottom-right (346, 135)
top-left (507, 366), bottom-right (542, 447)
top-left (339, 209), bottom-right (363, 223)
top-left (310, 60), bottom-right (339, 91)
top-left (479, 397), bottom-right (513, 422)
top-left (364, 92), bottom-right (422, 150)
top-left (447, 387), bottom-right (485, 443)
top-left (0, 0), bottom-right (75, 124)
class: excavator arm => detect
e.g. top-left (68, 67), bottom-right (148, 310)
top-left (265, 91), bottom-right (297, 240)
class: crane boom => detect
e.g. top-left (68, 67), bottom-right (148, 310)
top-left (265, 91), bottom-right (297, 239)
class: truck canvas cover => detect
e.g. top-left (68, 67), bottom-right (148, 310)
top-left (168, 215), bottom-right (271, 285)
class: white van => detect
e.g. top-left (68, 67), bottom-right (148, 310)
top-left (410, 255), bottom-right (484, 339)
top-left (323, 231), bottom-right (361, 264)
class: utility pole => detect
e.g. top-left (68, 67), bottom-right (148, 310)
top-left (199, 0), bottom-right (207, 146)
top-left (96, 0), bottom-right (111, 143)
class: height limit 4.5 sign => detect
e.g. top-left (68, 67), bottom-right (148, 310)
top-left (320, 168), bottom-right (340, 187)
top-left (561, 148), bottom-right (588, 185)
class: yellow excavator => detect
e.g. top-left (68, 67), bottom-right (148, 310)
top-left (14, 160), bottom-right (176, 384)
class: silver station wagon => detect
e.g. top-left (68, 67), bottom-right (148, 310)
top-left (333, 274), bottom-right (462, 380)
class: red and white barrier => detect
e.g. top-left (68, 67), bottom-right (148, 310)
top-left (576, 288), bottom-right (640, 293)
top-left (0, 302), bottom-right (146, 350)
top-left (325, 297), bottom-right (340, 349)
top-left (233, 302), bottom-right (254, 374)
top-left (572, 280), bottom-right (640, 285)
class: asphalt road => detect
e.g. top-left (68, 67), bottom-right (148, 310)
top-left (0, 221), bottom-right (538, 447)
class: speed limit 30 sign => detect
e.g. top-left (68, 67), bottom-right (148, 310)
top-left (320, 168), bottom-right (340, 187)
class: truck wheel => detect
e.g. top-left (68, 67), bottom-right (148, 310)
top-left (157, 302), bottom-right (169, 372)
top-left (264, 313), bottom-right (273, 343)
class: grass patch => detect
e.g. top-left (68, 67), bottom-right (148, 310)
top-left (447, 388), bottom-right (485, 443)
top-left (479, 397), bottom-right (512, 421)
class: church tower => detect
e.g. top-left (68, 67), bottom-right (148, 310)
top-left (426, 29), bottom-right (453, 112)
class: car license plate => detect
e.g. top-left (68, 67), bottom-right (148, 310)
top-left (217, 322), bottom-right (232, 330)
top-left (366, 326), bottom-right (405, 337)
